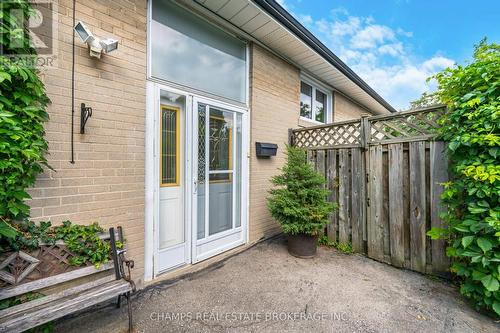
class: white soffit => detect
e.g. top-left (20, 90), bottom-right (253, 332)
top-left (190, 0), bottom-right (393, 114)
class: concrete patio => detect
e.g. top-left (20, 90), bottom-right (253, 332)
top-left (55, 237), bottom-right (498, 333)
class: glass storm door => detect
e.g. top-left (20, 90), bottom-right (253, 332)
top-left (157, 89), bottom-right (188, 272)
top-left (193, 98), bottom-right (246, 262)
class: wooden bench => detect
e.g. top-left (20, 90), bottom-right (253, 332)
top-left (0, 227), bottom-right (135, 333)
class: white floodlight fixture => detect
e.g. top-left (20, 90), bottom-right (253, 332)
top-left (100, 38), bottom-right (119, 54)
top-left (73, 21), bottom-right (118, 59)
top-left (74, 21), bottom-right (93, 43)
top-left (88, 38), bottom-right (103, 59)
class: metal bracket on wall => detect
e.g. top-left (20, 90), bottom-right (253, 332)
top-left (80, 103), bottom-right (92, 134)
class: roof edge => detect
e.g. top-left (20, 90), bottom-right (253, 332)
top-left (252, 0), bottom-right (397, 113)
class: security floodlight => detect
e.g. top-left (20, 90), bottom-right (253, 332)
top-left (73, 21), bottom-right (118, 59)
top-left (74, 21), bottom-right (93, 43)
top-left (100, 38), bottom-right (119, 53)
top-left (88, 38), bottom-right (103, 59)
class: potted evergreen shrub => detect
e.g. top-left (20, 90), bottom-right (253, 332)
top-left (267, 146), bottom-right (336, 258)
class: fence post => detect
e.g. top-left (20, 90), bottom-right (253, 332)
top-left (288, 128), bottom-right (294, 146)
top-left (359, 116), bottom-right (370, 252)
top-left (360, 116), bottom-right (370, 149)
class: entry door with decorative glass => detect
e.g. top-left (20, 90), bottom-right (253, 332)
top-left (157, 89), bottom-right (189, 272)
top-left (192, 98), bottom-right (247, 262)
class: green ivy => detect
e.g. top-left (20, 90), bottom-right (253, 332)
top-left (55, 221), bottom-right (113, 267)
top-left (1, 221), bottom-right (116, 267)
top-left (267, 145), bottom-right (336, 235)
top-left (427, 40), bottom-right (500, 317)
top-left (0, 0), bottom-right (50, 238)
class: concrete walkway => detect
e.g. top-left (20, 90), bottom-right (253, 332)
top-left (55, 237), bottom-right (499, 333)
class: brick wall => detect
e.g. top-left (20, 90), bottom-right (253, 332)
top-left (27, 0), bottom-right (147, 286)
top-left (248, 44), bottom-right (301, 242)
top-left (248, 46), bottom-right (376, 242)
top-left (333, 92), bottom-right (371, 121)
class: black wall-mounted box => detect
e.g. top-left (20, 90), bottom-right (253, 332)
top-left (255, 142), bottom-right (278, 158)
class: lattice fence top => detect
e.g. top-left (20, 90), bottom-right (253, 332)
top-left (293, 120), bottom-right (361, 148)
top-left (292, 105), bottom-right (445, 149)
top-left (368, 107), bottom-right (445, 143)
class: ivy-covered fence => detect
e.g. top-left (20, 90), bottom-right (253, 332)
top-left (427, 41), bottom-right (500, 316)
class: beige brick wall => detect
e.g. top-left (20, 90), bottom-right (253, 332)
top-left (27, 0), bottom-right (147, 286)
top-left (248, 44), bottom-right (301, 242)
top-left (248, 46), bottom-right (377, 241)
top-left (333, 92), bottom-right (371, 121)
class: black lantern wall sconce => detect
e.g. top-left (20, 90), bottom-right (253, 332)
top-left (80, 103), bottom-right (92, 134)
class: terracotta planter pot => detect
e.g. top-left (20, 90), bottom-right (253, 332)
top-left (286, 233), bottom-right (318, 258)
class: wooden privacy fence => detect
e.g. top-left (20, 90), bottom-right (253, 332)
top-left (290, 106), bottom-right (450, 276)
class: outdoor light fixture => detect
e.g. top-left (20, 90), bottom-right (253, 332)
top-left (100, 38), bottom-right (119, 53)
top-left (74, 21), bottom-right (118, 59)
top-left (74, 21), bottom-right (92, 43)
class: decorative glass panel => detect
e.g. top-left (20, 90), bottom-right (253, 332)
top-left (209, 108), bottom-right (233, 181)
top-left (300, 82), bottom-right (312, 119)
top-left (198, 104), bottom-right (206, 183)
top-left (151, 0), bottom-right (247, 103)
top-left (161, 107), bottom-right (178, 185)
top-left (315, 90), bottom-right (326, 123)
top-left (158, 90), bottom-right (185, 251)
top-left (197, 103), bottom-right (206, 239)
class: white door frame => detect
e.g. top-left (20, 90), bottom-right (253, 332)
top-left (152, 83), bottom-right (193, 277)
top-left (191, 96), bottom-right (249, 263)
top-left (145, 81), bottom-right (250, 280)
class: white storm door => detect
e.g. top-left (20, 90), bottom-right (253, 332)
top-left (192, 97), bottom-right (247, 262)
top-left (157, 88), bottom-right (189, 272)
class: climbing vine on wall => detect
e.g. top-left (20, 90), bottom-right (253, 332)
top-left (0, 0), bottom-right (50, 238)
top-left (428, 40), bottom-right (500, 316)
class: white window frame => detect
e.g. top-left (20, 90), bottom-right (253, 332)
top-left (146, 0), bottom-right (249, 108)
top-left (299, 75), bottom-right (333, 124)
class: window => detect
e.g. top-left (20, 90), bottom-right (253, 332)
top-left (299, 80), bottom-right (331, 123)
top-left (300, 82), bottom-right (312, 119)
top-left (315, 90), bottom-right (326, 122)
top-left (160, 106), bottom-right (179, 186)
top-left (209, 108), bottom-right (232, 182)
top-left (151, 0), bottom-right (247, 103)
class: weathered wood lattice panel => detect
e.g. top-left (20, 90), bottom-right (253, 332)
top-left (292, 106), bottom-right (446, 149)
top-left (368, 107), bottom-right (446, 143)
top-left (293, 120), bottom-right (361, 148)
top-left (0, 245), bottom-right (78, 288)
top-left (0, 234), bottom-right (114, 288)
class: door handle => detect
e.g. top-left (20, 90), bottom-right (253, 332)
top-left (193, 179), bottom-right (198, 194)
